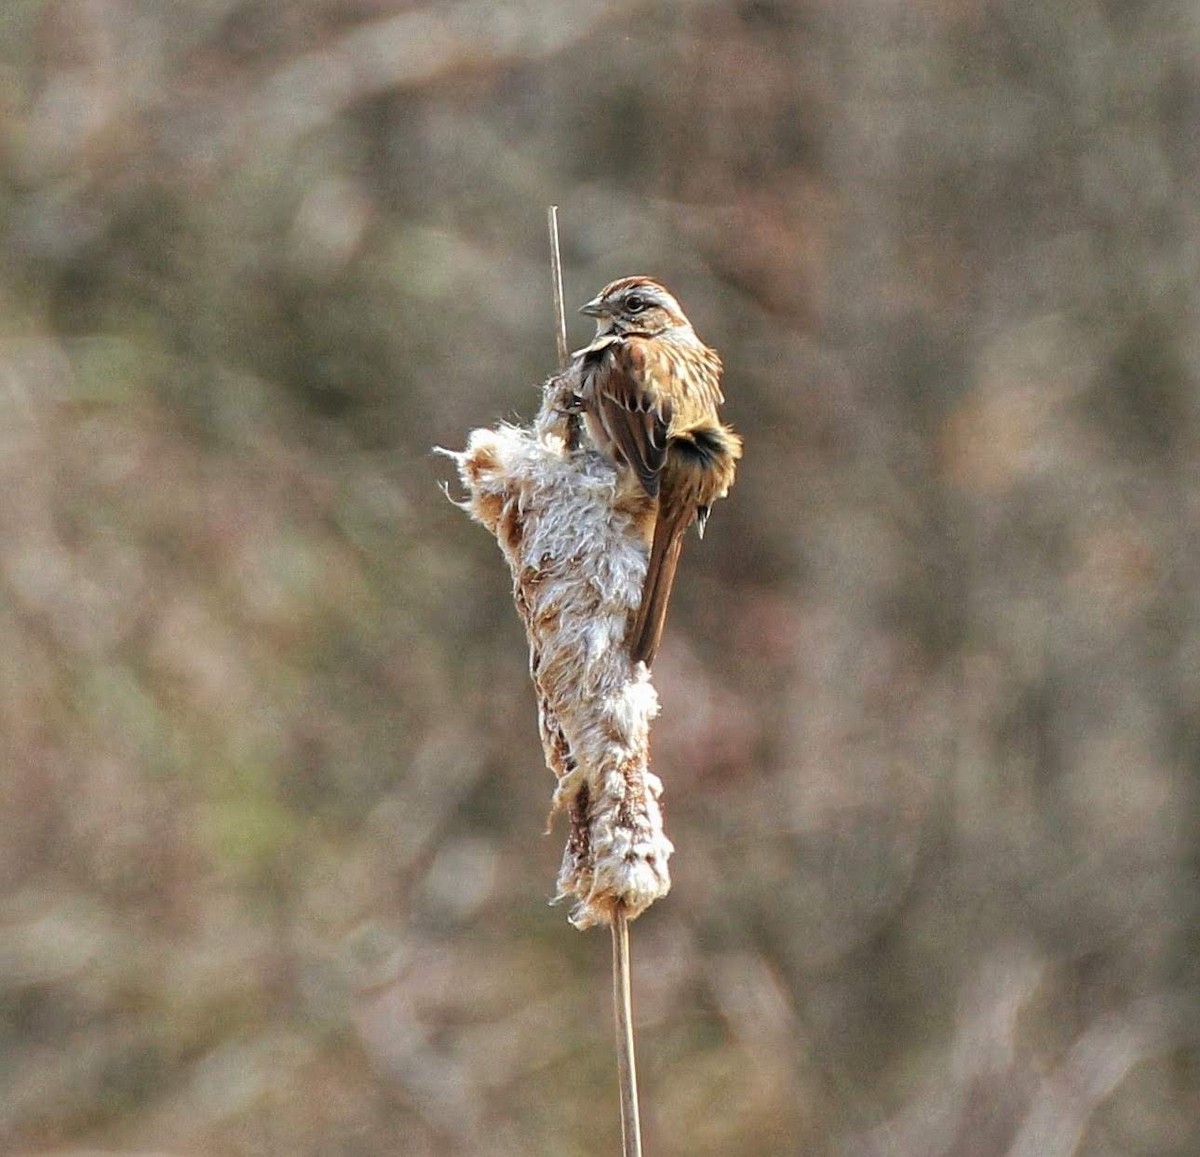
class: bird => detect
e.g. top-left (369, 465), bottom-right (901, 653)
top-left (574, 276), bottom-right (742, 667)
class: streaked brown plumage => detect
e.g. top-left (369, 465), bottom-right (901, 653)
top-left (575, 276), bottom-right (742, 666)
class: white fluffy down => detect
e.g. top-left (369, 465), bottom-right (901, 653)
top-left (443, 378), bottom-right (673, 928)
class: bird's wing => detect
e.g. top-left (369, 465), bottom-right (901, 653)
top-left (581, 337), bottom-right (672, 497)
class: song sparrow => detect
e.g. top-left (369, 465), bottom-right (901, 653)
top-left (575, 276), bottom-right (742, 666)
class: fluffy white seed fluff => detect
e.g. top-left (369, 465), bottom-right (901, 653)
top-left (441, 370), bottom-right (673, 928)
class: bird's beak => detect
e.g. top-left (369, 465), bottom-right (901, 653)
top-left (578, 296), bottom-right (605, 318)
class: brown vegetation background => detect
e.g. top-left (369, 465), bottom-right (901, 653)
top-left (2, 2), bottom-right (1198, 1154)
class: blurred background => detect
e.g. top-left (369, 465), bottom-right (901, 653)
top-left (1, 1), bottom-right (1198, 1154)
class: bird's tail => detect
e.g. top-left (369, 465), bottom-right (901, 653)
top-left (629, 421), bottom-right (741, 666)
top-left (629, 507), bottom-right (688, 667)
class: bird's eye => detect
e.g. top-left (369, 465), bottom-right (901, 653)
top-left (625, 294), bottom-right (646, 312)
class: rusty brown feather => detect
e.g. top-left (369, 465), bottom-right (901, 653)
top-left (575, 277), bottom-right (741, 666)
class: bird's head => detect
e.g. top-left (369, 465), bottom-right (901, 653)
top-left (578, 277), bottom-right (692, 339)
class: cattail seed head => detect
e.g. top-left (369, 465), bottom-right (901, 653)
top-left (441, 367), bottom-right (672, 928)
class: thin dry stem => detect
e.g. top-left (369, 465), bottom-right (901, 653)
top-left (612, 903), bottom-right (643, 1157)
top-left (548, 205), bottom-right (569, 370)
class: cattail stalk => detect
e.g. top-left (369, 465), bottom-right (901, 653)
top-left (613, 903), bottom-right (643, 1157)
top-left (548, 205), bottom-right (569, 371)
top-left (440, 210), bottom-right (665, 1154)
